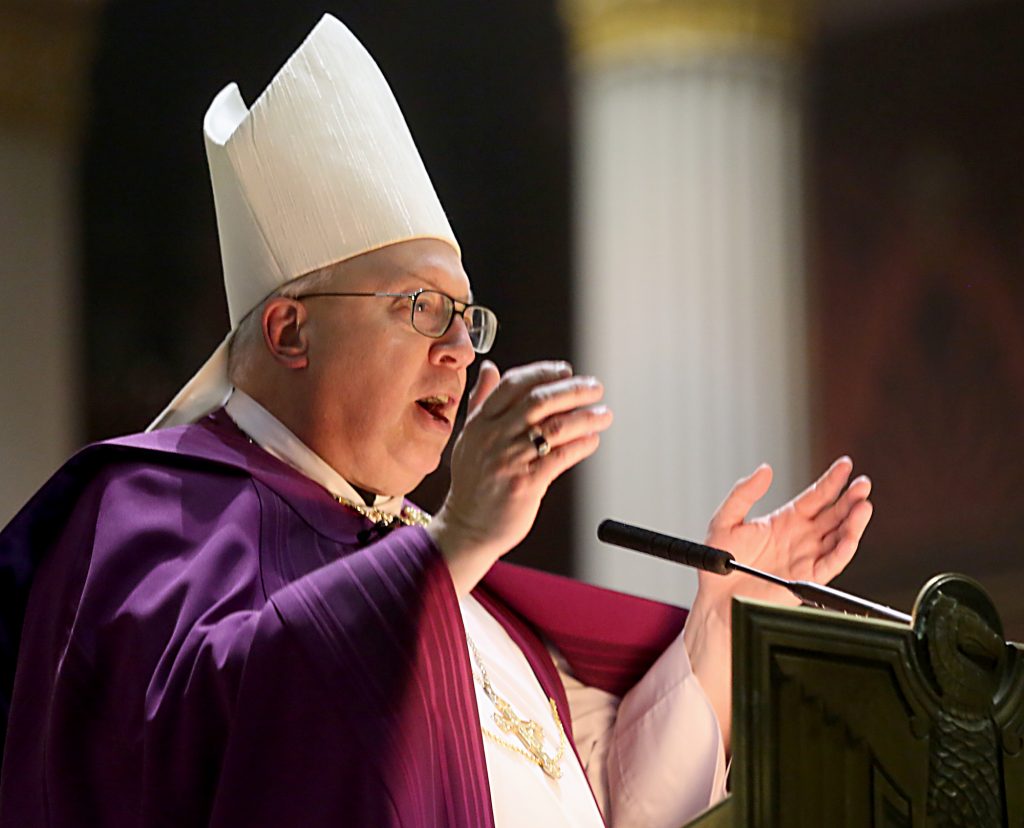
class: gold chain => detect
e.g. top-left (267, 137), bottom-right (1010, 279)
top-left (467, 636), bottom-right (566, 780)
top-left (333, 495), bottom-right (432, 528)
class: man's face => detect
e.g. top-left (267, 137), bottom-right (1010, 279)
top-left (298, 238), bottom-right (476, 495)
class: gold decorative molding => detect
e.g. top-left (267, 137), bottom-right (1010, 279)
top-left (561, 0), bottom-right (813, 67)
top-left (0, 2), bottom-right (103, 142)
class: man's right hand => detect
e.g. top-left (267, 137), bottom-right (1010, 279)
top-left (427, 360), bottom-right (613, 595)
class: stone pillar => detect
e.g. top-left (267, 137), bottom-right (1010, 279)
top-left (563, 0), bottom-right (813, 605)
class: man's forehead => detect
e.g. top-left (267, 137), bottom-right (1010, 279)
top-left (331, 240), bottom-right (472, 299)
top-left (386, 265), bottom-right (473, 302)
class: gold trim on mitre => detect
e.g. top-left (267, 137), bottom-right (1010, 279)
top-left (560, 0), bottom-right (812, 68)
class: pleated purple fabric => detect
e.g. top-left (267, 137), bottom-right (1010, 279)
top-left (0, 412), bottom-right (687, 827)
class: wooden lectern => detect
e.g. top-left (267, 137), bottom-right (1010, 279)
top-left (685, 573), bottom-right (1024, 827)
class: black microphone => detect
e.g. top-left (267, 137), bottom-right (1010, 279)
top-left (598, 520), bottom-right (735, 575)
top-left (597, 518), bottom-right (911, 624)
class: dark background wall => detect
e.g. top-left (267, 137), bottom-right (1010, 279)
top-left (810, 2), bottom-right (1024, 632)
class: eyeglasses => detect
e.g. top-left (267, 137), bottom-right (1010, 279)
top-left (296, 288), bottom-right (498, 354)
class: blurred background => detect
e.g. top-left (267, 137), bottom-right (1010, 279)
top-left (2, 0), bottom-right (1023, 633)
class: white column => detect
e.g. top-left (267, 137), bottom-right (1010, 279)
top-left (565, 1), bottom-right (811, 606)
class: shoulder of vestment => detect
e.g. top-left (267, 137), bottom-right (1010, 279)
top-left (0, 411), bottom-right (375, 647)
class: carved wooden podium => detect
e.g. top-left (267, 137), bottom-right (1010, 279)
top-left (684, 574), bottom-right (1024, 827)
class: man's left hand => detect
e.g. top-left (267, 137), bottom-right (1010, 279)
top-left (682, 456), bottom-right (872, 749)
top-left (699, 456), bottom-right (872, 611)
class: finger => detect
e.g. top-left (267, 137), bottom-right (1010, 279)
top-left (467, 360), bottom-right (501, 416)
top-left (535, 405), bottom-right (614, 449)
top-left (709, 464), bottom-right (773, 530)
top-left (509, 375), bottom-right (604, 431)
top-left (815, 499), bottom-right (873, 582)
top-left (793, 456), bottom-right (854, 518)
top-left (479, 361), bottom-right (573, 420)
top-left (508, 406), bottom-right (614, 464)
top-left (530, 432), bottom-right (602, 485)
top-left (812, 474), bottom-right (872, 537)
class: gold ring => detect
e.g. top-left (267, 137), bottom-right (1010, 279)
top-left (528, 426), bottom-right (551, 458)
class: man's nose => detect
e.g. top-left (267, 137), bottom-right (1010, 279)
top-left (430, 314), bottom-right (476, 369)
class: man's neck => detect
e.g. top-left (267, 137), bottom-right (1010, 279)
top-left (350, 484), bottom-right (379, 508)
top-left (224, 388), bottom-right (404, 516)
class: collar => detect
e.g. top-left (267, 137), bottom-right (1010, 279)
top-left (224, 388), bottom-right (405, 517)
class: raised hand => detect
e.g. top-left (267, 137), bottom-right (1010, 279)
top-left (429, 360), bottom-right (614, 595)
top-left (684, 457), bottom-right (873, 749)
top-left (698, 457), bottom-right (873, 609)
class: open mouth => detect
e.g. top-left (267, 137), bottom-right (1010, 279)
top-left (416, 394), bottom-right (453, 424)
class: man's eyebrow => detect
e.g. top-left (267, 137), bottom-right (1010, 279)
top-left (395, 269), bottom-right (473, 304)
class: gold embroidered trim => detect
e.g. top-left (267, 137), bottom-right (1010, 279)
top-left (333, 495), bottom-right (432, 528)
top-left (468, 636), bottom-right (567, 780)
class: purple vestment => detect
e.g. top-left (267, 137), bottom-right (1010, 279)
top-left (0, 411), bottom-right (687, 827)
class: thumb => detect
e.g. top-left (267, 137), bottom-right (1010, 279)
top-left (467, 360), bottom-right (501, 415)
top-left (710, 463), bottom-right (773, 530)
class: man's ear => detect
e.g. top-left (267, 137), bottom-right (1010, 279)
top-left (262, 298), bottom-right (310, 370)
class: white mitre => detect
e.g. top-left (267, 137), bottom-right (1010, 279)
top-left (148, 14), bottom-right (458, 431)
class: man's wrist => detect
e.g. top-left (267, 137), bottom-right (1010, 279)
top-left (427, 510), bottom-right (501, 597)
top-left (684, 593), bottom-right (732, 654)
top-left (684, 592), bottom-right (735, 749)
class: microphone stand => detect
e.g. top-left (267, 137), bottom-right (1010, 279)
top-left (598, 519), bottom-right (911, 625)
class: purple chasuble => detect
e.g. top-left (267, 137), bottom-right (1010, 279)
top-left (0, 411), bottom-right (688, 827)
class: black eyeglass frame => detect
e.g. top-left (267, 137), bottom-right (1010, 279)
top-left (295, 288), bottom-right (498, 354)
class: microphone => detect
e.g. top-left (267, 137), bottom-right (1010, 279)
top-left (597, 519), bottom-right (735, 575)
top-left (597, 519), bottom-right (911, 624)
